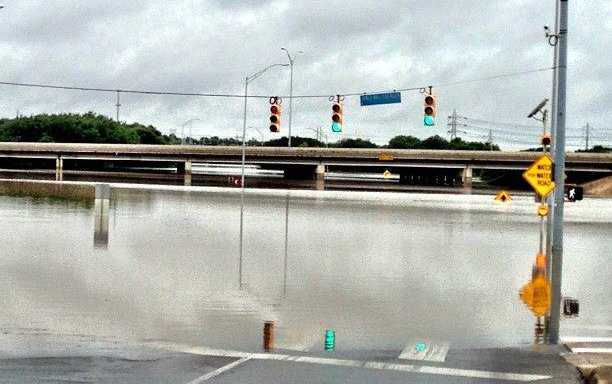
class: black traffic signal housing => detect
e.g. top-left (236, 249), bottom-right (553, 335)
top-left (563, 298), bottom-right (579, 317)
top-left (270, 101), bottom-right (281, 132)
top-left (424, 94), bottom-right (436, 126)
top-left (331, 102), bottom-right (343, 132)
top-left (540, 133), bottom-right (552, 147)
top-left (565, 185), bottom-right (583, 202)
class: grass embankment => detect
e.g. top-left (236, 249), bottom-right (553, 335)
top-left (583, 176), bottom-right (612, 197)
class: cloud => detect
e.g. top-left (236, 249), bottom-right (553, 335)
top-left (0, 0), bottom-right (609, 150)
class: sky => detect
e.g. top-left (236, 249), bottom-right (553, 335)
top-left (0, 0), bottom-right (610, 150)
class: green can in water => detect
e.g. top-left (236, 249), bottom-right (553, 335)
top-left (324, 329), bottom-right (335, 351)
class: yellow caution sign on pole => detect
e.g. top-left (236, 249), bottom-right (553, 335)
top-left (519, 274), bottom-right (551, 317)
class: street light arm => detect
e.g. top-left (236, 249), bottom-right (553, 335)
top-left (247, 63), bottom-right (289, 85)
top-left (181, 118), bottom-right (201, 127)
top-left (281, 47), bottom-right (303, 63)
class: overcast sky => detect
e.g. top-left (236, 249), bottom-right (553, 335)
top-left (0, 1), bottom-right (609, 150)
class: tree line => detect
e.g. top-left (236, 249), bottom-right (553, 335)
top-left (0, 112), bottom-right (608, 152)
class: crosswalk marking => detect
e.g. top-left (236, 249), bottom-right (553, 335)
top-left (399, 339), bottom-right (450, 362)
top-left (186, 357), bottom-right (251, 384)
top-left (156, 343), bottom-right (551, 382)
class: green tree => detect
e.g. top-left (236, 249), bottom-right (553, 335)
top-left (331, 138), bottom-right (378, 148)
top-left (576, 145), bottom-right (611, 153)
top-left (388, 135), bottom-right (422, 149)
top-left (421, 135), bottom-right (449, 149)
top-left (0, 112), bottom-right (164, 144)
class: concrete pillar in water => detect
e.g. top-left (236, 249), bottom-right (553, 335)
top-left (183, 160), bottom-right (192, 186)
top-left (55, 156), bottom-right (63, 181)
top-left (315, 164), bottom-right (325, 190)
top-left (461, 165), bottom-right (473, 189)
top-left (94, 184), bottom-right (110, 248)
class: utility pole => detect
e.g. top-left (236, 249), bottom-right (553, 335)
top-left (584, 123), bottom-right (590, 151)
top-left (487, 130), bottom-right (494, 150)
top-left (548, 0), bottom-right (569, 345)
top-left (115, 90), bottom-right (121, 122)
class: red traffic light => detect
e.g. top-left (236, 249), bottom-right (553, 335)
top-left (270, 102), bottom-right (281, 132)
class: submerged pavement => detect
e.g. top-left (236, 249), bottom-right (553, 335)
top-left (0, 334), bottom-right (597, 383)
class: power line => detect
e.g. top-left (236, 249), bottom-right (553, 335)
top-left (0, 66), bottom-right (555, 100)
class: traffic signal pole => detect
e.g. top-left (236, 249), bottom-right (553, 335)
top-left (544, 0), bottom-right (560, 338)
top-left (548, 0), bottom-right (568, 345)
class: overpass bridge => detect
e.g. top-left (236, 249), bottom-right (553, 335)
top-left (0, 142), bottom-right (610, 189)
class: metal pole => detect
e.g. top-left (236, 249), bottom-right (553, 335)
top-left (239, 63), bottom-right (288, 290)
top-left (549, 0), bottom-right (568, 345)
top-left (546, 0), bottom-right (561, 279)
top-left (116, 90), bottom-right (121, 122)
top-left (282, 48), bottom-right (302, 147)
top-left (288, 59), bottom-right (293, 147)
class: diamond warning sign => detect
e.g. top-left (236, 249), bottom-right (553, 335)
top-left (523, 154), bottom-right (555, 197)
top-left (519, 275), bottom-right (552, 317)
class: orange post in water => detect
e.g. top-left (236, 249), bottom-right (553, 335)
top-left (263, 321), bottom-right (274, 351)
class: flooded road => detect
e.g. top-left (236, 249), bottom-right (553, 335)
top-left (0, 185), bottom-right (610, 354)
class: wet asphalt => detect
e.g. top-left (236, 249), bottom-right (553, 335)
top-left (0, 336), bottom-right (583, 383)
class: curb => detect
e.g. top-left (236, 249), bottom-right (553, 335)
top-left (563, 347), bottom-right (612, 384)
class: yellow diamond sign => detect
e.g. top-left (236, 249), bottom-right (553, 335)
top-left (519, 275), bottom-right (552, 317)
top-left (523, 154), bottom-right (555, 197)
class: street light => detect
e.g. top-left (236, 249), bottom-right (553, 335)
top-left (239, 62), bottom-right (288, 289)
top-left (281, 48), bottom-right (302, 147)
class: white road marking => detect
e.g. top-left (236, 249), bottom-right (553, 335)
top-left (399, 339), bottom-right (450, 362)
top-left (185, 357), bottom-right (251, 384)
top-left (562, 336), bottom-right (612, 343)
top-left (569, 347), bottom-right (612, 353)
top-left (158, 343), bottom-right (551, 382)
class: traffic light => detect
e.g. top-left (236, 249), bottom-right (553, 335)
top-left (332, 102), bottom-right (343, 132)
top-left (424, 94), bottom-right (436, 126)
top-left (565, 185), bottom-right (583, 201)
top-left (563, 298), bottom-right (579, 317)
top-left (270, 101), bottom-right (281, 132)
top-left (540, 134), bottom-right (552, 147)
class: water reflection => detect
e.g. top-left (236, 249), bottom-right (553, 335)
top-left (0, 187), bottom-right (610, 353)
top-left (93, 184), bottom-right (110, 249)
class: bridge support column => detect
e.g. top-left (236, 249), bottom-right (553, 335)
top-left (55, 156), bottom-right (63, 181)
top-left (178, 160), bottom-right (192, 186)
top-left (315, 164), bottom-right (325, 190)
top-left (461, 165), bottom-right (473, 189)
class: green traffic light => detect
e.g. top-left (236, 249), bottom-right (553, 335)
top-left (331, 122), bottom-right (342, 132)
top-left (424, 116), bottom-right (435, 126)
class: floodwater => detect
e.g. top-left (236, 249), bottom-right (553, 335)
top-left (0, 185), bottom-right (610, 354)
